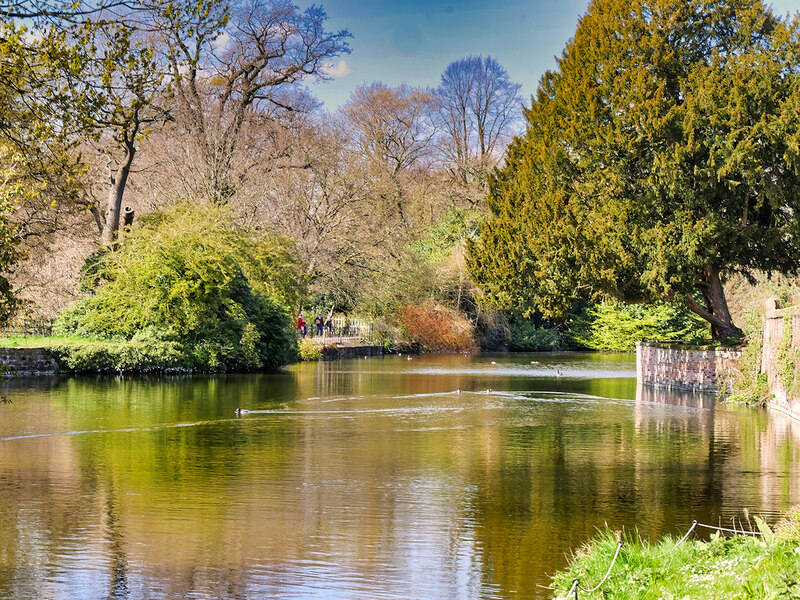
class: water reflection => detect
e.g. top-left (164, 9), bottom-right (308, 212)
top-left (0, 354), bottom-right (799, 599)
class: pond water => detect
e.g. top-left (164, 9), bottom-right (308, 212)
top-left (1, 352), bottom-right (800, 599)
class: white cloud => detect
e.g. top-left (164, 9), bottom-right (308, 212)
top-left (22, 28), bottom-right (44, 43)
top-left (321, 60), bottom-right (354, 79)
top-left (212, 31), bottom-right (232, 54)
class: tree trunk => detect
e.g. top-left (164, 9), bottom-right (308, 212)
top-left (101, 144), bottom-right (136, 246)
top-left (685, 265), bottom-right (744, 340)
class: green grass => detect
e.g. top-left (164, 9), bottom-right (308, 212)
top-left (552, 511), bottom-right (800, 599)
top-left (0, 335), bottom-right (108, 347)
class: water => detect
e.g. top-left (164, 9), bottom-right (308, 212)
top-left (1, 352), bottom-right (799, 599)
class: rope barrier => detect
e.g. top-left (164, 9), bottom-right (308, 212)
top-left (566, 578), bottom-right (579, 600)
top-left (673, 520), bottom-right (698, 549)
top-left (578, 540), bottom-right (624, 594)
top-left (556, 517), bottom-right (764, 598)
top-left (694, 522), bottom-right (764, 536)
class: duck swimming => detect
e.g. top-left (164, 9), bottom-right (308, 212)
top-left (235, 408), bottom-right (250, 415)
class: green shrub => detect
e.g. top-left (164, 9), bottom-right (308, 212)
top-left (722, 310), bottom-right (770, 405)
top-left (298, 338), bottom-right (323, 361)
top-left (571, 300), bottom-right (709, 351)
top-left (46, 339), bottom-right (186, 373)
top-left (777, 317), bottom-right (800, 398)
top-left (54, 202), bottom-right (300, 371)
top-left (508, 317), bottom-right (574, 351)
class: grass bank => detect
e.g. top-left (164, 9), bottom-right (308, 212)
top-left (0, 336), bottom-right (103, 347)
top-left (552, 510), bottom-right (800, 599)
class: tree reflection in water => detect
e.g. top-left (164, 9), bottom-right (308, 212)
top-left (0, 356), bottom-right (798, 599)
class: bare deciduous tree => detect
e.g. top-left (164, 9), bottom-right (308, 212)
top-left (80, 22), bottom-right (170, 245)
top-left (436, 55), bottom-right (523, 190)
top-left (342, 82), bottom-right (437, 229)
top-left (153, 0), bottom-right (350, 204)
top-left (344, 82), bottom-right (436, 174)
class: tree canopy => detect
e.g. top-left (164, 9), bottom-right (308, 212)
top-left (468, 0), bottom-right (800, 339)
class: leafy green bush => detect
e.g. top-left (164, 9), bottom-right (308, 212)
top-left (507, 317), bottom-right (574, 351)
top-left (571, 300), bottom-right (709, 351)
top-left (54, 202), bottom-right (300, 371)
top-left (47, 339), bottom-right (186, 373)
top-left (721, 310), bottom-right (770, 405)
top-left (777, 317), bottom-right (800, 399)
top-left (298, 338), bottom-right (323, 361)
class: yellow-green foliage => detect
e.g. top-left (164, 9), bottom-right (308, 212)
top-left (722, 310), bottom-right (770, 405)
top-left (46, 333), bottom-right (185, 373)
top-left (571, 301), bottom-right (709, 351)
top-left (0, 144), bottom-right (24, 318)
top-left (298, 338), bottom-right (323, 361)
top-left (54, 202), bottom-right (302, 370)
top-left (553, 510), bottom-right (800, 599)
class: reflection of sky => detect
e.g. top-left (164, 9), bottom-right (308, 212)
top-left (320, 352), bottom-right (637, 378)
top-left (302, 0), bottom-right (800, 109)
top-left (290, 352), bottom-right (639, 402)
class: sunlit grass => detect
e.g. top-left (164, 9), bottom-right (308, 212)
top-left (552, 510), bottom-right (800, 599)
top-left (0, 336), bottom-right (108, 347)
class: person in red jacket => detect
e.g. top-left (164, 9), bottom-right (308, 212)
top-left (296, 314), bottom-right (307, 338)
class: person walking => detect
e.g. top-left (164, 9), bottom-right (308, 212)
top-left (314, 314), bottom-right (324, 337)
top-left (297, 313), bottom-right (307, 338)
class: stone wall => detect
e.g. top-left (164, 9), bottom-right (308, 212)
top-left (0, 347), bottom-right (58, 375)
top-left (761, 299), bottom-right (800, 419)
top-left (636, 341), bottom-right (742, 393)
top-left (321, 344), bottom-right (384, 360)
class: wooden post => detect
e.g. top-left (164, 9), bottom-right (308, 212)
top-left (121, 206), bottom-right (135, 238)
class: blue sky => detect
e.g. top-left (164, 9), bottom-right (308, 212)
top-left (306, 0), bottom-right (800, 110)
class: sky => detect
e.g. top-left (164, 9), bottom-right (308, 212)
top-left (304, 0), bottom-right (800, 111)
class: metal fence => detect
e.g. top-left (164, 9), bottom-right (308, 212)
top-left (302, 316), bottom-right (376, 344)
top-left (0, 314), bottom-right (376, 344)
top-left (0, 319), bottom-right (54, 338)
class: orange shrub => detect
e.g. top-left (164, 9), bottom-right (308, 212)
top-left (396, 304), bottom-right (478, 353)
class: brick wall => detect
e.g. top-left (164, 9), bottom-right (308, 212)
top-left (636, 342), bottom-right (742, 393)
top-left (761, 299), bottom-right (800, 416)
